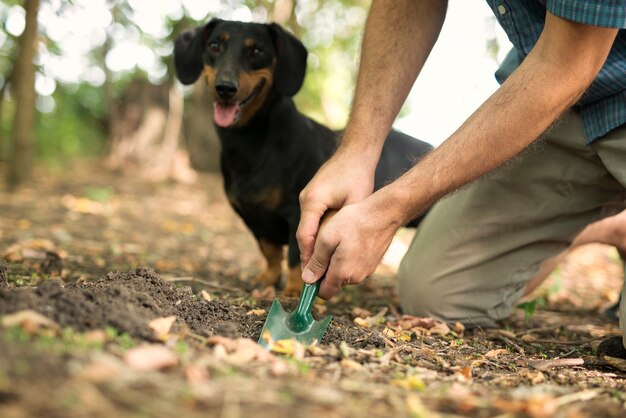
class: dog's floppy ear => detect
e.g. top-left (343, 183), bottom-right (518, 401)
top-left (174, 18), bottom-right (222, 85)
top-left (268, 23), bottom-right (308, 96)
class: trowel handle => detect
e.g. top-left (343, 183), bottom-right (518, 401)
top-left (292, 278), bottom-right (323, 321)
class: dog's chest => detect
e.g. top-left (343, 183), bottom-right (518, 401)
top-left (226, 184), bottom-right (283, 213)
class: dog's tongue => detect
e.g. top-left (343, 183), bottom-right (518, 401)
top-left (214, 102), bottom-right (239, 127)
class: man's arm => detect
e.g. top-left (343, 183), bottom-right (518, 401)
top-left (341, 0), bottom-right (448, 157)
top-left (304, 12), bottom-right (619, 299)
top-left (297, 0), bottom-right (448, 273)
top-left (384, 12), bottom-right (618, 225)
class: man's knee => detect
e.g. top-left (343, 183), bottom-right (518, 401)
top-left (397, 269), bottom-right (447, 319)
top-left (397, 260), bottom-right (507, 328)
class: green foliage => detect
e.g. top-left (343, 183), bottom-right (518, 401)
top-left (82, 185), bottom-right (114, 202)
top-left (105, 326), bottom-right (136, 350)
top-left (517, 295), bottom-right (546, 322)
top-left (7, 272), bottom-right (38, 287)
top-left (3, 326), bottom-right (106, 354)
top-left (34, 84), bottom-right (107, 167)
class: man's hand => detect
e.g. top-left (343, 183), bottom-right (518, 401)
top-left (296, 0), bottom-right (447, 293)
top-left (296, 149), bottom-right (376, 273)
top-left (301, 194), bottom-right (402, 300)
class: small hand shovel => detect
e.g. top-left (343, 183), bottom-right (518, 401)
top-left (258, 279), bottom-right (332, 349)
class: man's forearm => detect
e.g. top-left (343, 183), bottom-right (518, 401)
top-left (340, 0), bottom-right (448, 165)
top-left (375, 13), bottom-right (618, 226)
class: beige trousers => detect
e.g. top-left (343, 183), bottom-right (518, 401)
top-left (398, 111), bottom-right (626, 332)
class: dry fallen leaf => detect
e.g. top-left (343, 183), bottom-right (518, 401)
top-left (148, 316), bottom-right (177, 340)
top-left (351, 307), bottom-right (372, 318)
top-left (75, 353), bottom-right (124, 382)
top-left (526, 394), bottom-right (557, 418)
top-left (206, 336), bottom-right (275, 364)
top-left (405, 394), bottom-right (431, 417)
top-left (1, 309), bottom-right (59, 333)
top-left (123, 344), bottom-right (178, 371)
top-left (428, 322), bottom-right (450, 336)
top-left (223, 344), bottom-right (259, 366)
top-left (251, 286), bottom-right (276, 300)
top-left (453, 322), bottom-right (466, 334)
top-left (84, 329), bottom-right (108, 344)
top-left (246, 309), bottom-right (266, 316)
top-left (528, 358), bottom-right (584, 372)
top-left (522, 369), bottom-right (545, 385)
top-left (3, 239), bottom-right (56, 261)
top-left (61, 195), bottom-right (106, 215)
top-left (270, 359), bottom-right (292, 376)
top-left (354, 307), bottom-right (387, 328)
top-left (270, 339), bottom-right (305, 360)
top-left (397, 331), bottom-right (412, 342)
top-left (382, 327), bottom-right (412, 342)
top-left (485, 348), bottom-right (509, 358)
top-left (395, 315), bottom-right (438, 330)
top-left (455, 366), bottom-right (473, 382)
top-left (314, 304), bottom-right (328, 315)
top-left (185, 364), bottom-right (209, 385)
top-left (390, 375), bottom-right (426, 391)
top-left (340, 358), bottom-right (363, 370)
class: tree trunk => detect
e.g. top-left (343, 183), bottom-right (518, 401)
top-left (183, 81), bottom-right (221, 173)
top-left (7, 0), bottom-right (40, 188)
top-left (104, 78), bottom-right (198, 183)
top-left (0, 69), bottom-right (12, 162)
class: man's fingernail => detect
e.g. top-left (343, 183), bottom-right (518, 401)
top-left (302, 268), bottom-right (316, 283)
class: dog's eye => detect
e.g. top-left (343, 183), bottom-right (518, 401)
top-left (208, 41), bottom-right (221, 54)
top-left (250, 47), bottom-right (264, 59)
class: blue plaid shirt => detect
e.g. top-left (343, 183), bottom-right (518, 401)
top-left (486, 0), bottom-right (626, 143)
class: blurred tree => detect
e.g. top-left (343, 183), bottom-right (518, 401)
top-left (0, 48), bottom-right (16, 164)
top-left (102, 2), bottom-right (196, 182)
top-left (5, 0), bottom-right (487, 182)
top-left (7, 0), bottom-right (40, 188)
top-left (0, 0), bottom-right (20, 162)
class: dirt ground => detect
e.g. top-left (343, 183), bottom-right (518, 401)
top-left (1, 160), bottom-right (625, 418)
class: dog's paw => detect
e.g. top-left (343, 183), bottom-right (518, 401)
top-left (254, 270), bottom-right (280, 287)
top-left (283, 280), bottom-right (303, 298)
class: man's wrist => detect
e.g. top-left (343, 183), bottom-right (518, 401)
top-left (335, 139), bottom-right (381, 172)
top-left (367, 182), bottom-right (416, 230)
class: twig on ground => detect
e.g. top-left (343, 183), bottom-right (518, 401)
top-left (528, 358), bottom-right (584, 371)
top-left (526, 336), bottom-right (605, 346)
top-left (162, 276), bottom-right (243, 293)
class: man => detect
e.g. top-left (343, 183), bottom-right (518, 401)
top-left (296, 0), bottom-right (626, 352)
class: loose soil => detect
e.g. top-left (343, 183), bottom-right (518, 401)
top-left (1, 160), bottom-right (625, 418)
top-left (0, 266), bottom-right (377, 347)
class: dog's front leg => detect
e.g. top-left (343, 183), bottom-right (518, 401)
top-left (284, 222), bottom-right (304, 297)
top-left (254, 238), bottom-right (283, 288)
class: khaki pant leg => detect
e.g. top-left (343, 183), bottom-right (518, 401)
top-left (398, 112), bottom-right (625, 327)
top-left (590, 125), bottom-right (626, 348)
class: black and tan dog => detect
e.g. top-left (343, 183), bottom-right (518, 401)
top-left (174, 19), bottom-right (432, 296)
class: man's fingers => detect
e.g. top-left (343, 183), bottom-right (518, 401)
top-left (296, 200), bottom-right (328, 268)
top-left (302, 252), bottom-right (330, 284)
top-left (318, 262), bottom-right (345, 300)
top-left (318, 276), bottom-right (343, 300)
top-left (302, 232), bottom-right (338, 284)
top-left (296, 210), bottom-right (320, 268)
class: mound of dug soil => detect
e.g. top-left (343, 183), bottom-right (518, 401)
top-left (0, 267), bottom-right (259, 340)
top-left (0, 267), bottom-right (383, 347)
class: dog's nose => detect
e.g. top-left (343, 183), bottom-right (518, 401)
top-left (215, 80), bottom-right (238, 100)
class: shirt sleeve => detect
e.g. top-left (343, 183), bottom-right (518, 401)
top-left (546, 0), bottom-right (626, 28)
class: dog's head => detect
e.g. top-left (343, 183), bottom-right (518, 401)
top-left (174, 19), bottom-right (308, 128)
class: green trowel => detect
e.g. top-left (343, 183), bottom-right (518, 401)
top-left (258, 279), bottom-right (332, 349)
